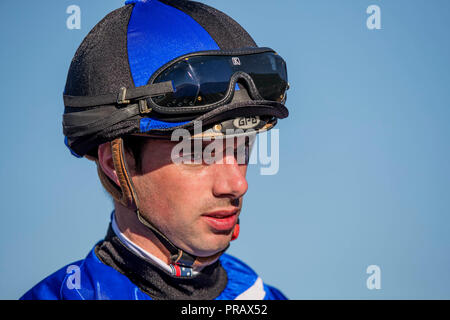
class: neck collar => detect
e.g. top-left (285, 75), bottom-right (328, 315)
top-left (95, 223), bottom-right (228, 300)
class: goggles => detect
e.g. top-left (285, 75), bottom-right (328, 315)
top-left (146, 47), bottom-right (289, 114)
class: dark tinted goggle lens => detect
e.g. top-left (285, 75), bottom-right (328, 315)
top-left (151, 52), bottom-right (288, 108)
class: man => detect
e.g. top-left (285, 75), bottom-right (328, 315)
top-left (21, 0), bottom-right (289, 300)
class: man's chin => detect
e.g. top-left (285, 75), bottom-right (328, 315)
top-left (188, 237), bottom-right (232, 258)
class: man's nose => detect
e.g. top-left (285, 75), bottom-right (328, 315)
top-left (212, 153), bottom-right (248, 199)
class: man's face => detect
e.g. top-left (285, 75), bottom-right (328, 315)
top-left (130, 138), bottom-right (249, 258)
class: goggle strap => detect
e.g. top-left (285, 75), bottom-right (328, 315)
top-left (64, 104), bottom-right (141, 138)
top-left (63, 81), bottom-right (173, 108)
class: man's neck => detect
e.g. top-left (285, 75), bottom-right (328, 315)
top-left (113, 202), bottom-right (172, 265)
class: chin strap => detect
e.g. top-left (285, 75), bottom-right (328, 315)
top-left (97, 137), bottom-right (238, 277)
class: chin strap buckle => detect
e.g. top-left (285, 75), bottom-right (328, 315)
top-left (170, 264), bottom-right (194, 277)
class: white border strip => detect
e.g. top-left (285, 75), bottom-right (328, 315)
top-left (234, 277), bottom-right (266, 300)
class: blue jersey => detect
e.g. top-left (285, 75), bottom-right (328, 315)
top-left (20, 245), bottom-right (287, 300)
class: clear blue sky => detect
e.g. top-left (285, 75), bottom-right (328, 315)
top-left (1, 0), bottom-right (449, 299)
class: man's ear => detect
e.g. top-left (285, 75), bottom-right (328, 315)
top-left (98, 142), bottom-right (120, 186)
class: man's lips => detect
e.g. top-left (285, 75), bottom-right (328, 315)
top-left (202, 209), bottom-right (239, 231)
top-left (202, 209), bottom-right (238, 218)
